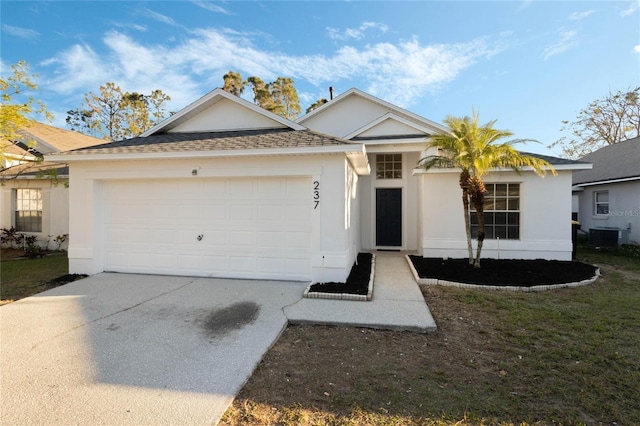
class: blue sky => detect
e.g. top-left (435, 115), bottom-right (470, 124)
top-left (2, 1), bottom-right (639, 156)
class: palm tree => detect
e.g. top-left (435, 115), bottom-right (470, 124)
top-left (419, 112), bottom-right (556, 268)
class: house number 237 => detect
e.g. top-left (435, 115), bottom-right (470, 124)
top-left (313, 180), bottom-right (320, 209)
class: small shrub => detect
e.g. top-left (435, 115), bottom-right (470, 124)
top-left (24, 235), bottom-right (45, 259)
top-left (54, 234), bottom-right (68, 251)
top-left (1, 227), bottom-right (25, 249)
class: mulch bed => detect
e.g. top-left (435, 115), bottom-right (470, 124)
top-left (409, 256), bottom-right (598, 287)
top-left (308, 253), bottom-right (372, 295)
top-left (46, 274), bottom-right (88, 286)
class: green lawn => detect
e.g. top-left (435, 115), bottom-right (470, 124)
top-left (0, 253), bottom-right (68, 304)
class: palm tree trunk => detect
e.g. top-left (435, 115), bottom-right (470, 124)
top-left (459, 171), bottom-right (473, 264)
top-left (470, 175), bottom-right (486, 268)
top-left (474, 209), bottom-right (485, 268)
top-left (462, 190), bottom-right (473, 264)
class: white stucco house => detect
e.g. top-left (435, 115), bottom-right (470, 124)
top-left (572, 136), bottom-right (640, 246)
top-left (1, 122), bottom-right (104, 248)
top-left (49, 88), bottom-right (589, 283)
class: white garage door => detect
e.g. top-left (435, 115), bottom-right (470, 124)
top-left (103, 177), bottom-right (312, 280)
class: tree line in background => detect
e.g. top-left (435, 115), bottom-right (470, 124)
top-left (222, 70), bottom-right (326, 118)
top-left (1, 60), bottom-right (638, 154)
top-left (1, 61), bottom-right (53, 167)
top-left (66, 83), bottom-right (171, 141)
top-left (549, 86), bottom-right (640, 158)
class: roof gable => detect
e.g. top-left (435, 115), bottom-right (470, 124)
top-left (573, 136), bottom-right (640, 185)
top-left (297, 88), bottom-right (448, 138)
top-left (141, 88), bottom-right (305, 136)
top-left (345, 113), bottom-right (439, 141)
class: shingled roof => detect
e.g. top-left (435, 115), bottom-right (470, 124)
top-left (573, 137), bottom-right (640, 185)
top-left (520, 151), bottom-right (590, 167)
top-left (53, 128), bottom-right (359, 156)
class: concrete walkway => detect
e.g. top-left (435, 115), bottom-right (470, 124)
top-left (1, 251), bottom-right (434, 425)
top-left (286, 252), bottom-right (437, 332)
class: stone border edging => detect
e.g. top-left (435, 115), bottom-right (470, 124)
top-left (405, 255), bottom-right (600, 292)
top-left (303, 254), bottom-right (376, 301)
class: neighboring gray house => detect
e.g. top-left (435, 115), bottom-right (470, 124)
top-left (572, 136), bottom-right (640, 246)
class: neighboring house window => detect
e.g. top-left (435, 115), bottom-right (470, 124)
top-left (594, 191), bottom-right (609, 216)
top-left (376, 154), bottom-right (402, 179)
top-left (471, 183), bottom-right (520, 240)
top-left (15, 189), bottom-right (43, 232)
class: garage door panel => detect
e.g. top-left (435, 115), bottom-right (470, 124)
top-left (287, 231), bottom-right (312, 249)
top-left (258, 231), bottom-right (283, 247)
top-left (230, 205), bottom-right (255, 221)
top-left (104, 177), bottom-right (312, 280)
top-left (228, 180), bottom-right (255, 198)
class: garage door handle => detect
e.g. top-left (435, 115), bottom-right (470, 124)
top-left (197, 234), bottom-right (203, 241)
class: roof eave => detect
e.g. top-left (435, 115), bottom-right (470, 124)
top-left (573, 175), bottom-right (640, 187)
top-left (412, 164), bottom-right (588, 176)
top-left (46, 144), bottom-right (369, 168)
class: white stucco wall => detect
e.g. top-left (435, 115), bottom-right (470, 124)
top-left (576, 181), bottom-right (640, 245)
top-left (301, 96), bottom-right (400, 138)
top-left (358, 151), bottom-right (421, 251)
top-left (170, 98), bottom-right (285, 132)
top-left (0, 179), bottom-right (70, 250)
top-left (345, 160), bottom-right (361, 265)
top-left (67, 154), bottom-right (359, 282)
top-left (419, 169), bottom-right (575, 260)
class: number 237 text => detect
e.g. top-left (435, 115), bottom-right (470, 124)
top-left (313, 180), bottom-right (320, 209)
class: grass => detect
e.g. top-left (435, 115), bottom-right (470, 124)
top-left (221, 246), bottom-right (640, 425)
top-left (0, 251), bottom-right (69, 305)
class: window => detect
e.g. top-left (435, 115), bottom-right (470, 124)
top-left (15, 189), bottom-right (42, 232)
top-left (376, 154), bottom-right (402, 179)
top-left (470, 183), bottom-right (520, 240)
top-left (594, 191), bottom-right (609, 215)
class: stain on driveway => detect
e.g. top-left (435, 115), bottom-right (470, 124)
top-left (203, 301), bottom-right (260, 338)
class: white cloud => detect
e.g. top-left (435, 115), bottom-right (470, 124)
top-left (111, 21), bottom-right (147, 32)
top-left (2, 24), bottom-right (39, 39)
top-left (143, 8), bottom-right (179, 26)
top-left (191, 1), bottom-right (231, 15)
top-left (542, 30), bottom-right (578, 60)
top-left (568, 10), bottom-right (595, 20)
top-left (40, 27), bottom-right (505, 113)
top-left (326, 22), bottom-right (389, 41)
top-left (634, 44), bottom-right (640, 53)
top-left (620, 1), bottom-right (639, 16)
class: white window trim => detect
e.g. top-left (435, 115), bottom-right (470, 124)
top-left (375, 153), bottom-right (403, 180)
top-left (593, 190), bottom-right (609, 217)
top-left (13, 188), bottom-right (43, 233)
top-left (470, 183), bottom-right (520, 240)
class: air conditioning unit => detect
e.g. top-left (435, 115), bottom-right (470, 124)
top-left (588, 227), bottom-right (629, 247)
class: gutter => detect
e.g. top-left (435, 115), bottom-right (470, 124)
top-left (573, 176), bottom-right (640, 187)
top-left (46, 144), bottom-right (372, 175)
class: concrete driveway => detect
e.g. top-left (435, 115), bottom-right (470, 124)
top-left (1, 273), bottom-right (307, 425)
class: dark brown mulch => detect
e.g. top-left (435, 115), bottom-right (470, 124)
top-left (409, 256), bottom-right (598, 287)
top-left (308, 253), bottom-right (372, 295)
top-left (46, 274), bottom-right (88, 286)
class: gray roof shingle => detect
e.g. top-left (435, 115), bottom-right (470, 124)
top-left (53, 128), bottom-right (358, 156)
top-left (572, 137), bottom-right (640, 185)
top-left (520, 151), bottom-right (590, 166)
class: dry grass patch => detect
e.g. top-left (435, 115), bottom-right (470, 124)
top-left (221, 250), bottom-right (640, 425)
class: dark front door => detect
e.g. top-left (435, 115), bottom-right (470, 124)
top-left (376, 188), bottom-right (402, 247)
